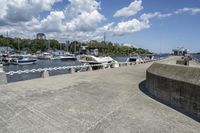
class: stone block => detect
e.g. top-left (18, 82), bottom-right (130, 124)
top-left (41, 70), bottom-right (49, 78)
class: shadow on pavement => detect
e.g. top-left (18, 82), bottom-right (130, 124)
top-left (139, 80), bottom-right (200, 122)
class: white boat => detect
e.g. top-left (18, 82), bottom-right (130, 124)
top-left (126, 55), bottom-right (144, 64)
top-left (38, 52), bottom-right (53, 60)
top-left (12, 55), bottom-right (37, 65)
top-left (51, 53), bottom-right (77, 61)
top-left (1, 54), bottom-right (13, 64)
top-left (51, 55), bottom-right (61, 60)
top-left (78, 55), bottom-right (119, 68)
top-left (143, 55), bottom-right (154, 62)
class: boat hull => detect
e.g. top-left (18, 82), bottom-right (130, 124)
top-left (38, 57), bottom-right (52, 60)
top-left (60, 57), bottom-right (77, 61)
top-left (12, 59), bottom-right (37, 65)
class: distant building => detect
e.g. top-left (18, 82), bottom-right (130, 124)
top-left (172, 47), bottom-right (189, 56)
top-left (36, 33), bottom-right (46, 40)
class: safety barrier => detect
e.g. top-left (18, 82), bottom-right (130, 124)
top-left (0, 60), bottom-right (156, 84)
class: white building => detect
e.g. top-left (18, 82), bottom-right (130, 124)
top-left (172, 47), bottom-right (189, 56)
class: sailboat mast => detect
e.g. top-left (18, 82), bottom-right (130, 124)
top-left (6, 31), bottom-right (8, 53)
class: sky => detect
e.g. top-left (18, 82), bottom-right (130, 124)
top-left (0, 0), bottom-right (200, 53)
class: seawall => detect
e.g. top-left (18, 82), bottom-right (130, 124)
top-left (146, 62), bottom-right (200, 120)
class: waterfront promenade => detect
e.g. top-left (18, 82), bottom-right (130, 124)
top-left (0, 58), bottom-right (200, 132)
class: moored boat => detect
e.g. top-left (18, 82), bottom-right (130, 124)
top-left (126, 54), bottom-right (144, 64)
top-left (60, 54), bottom-right (77, 61)
top-left (143, 54), bottom-right (155, 62)
top-left (37, 52), bottom-right (53, 60)
top-left (78, 55), bottom-right (119, 69)
top-left (12, 55), bottom-right (37, 65)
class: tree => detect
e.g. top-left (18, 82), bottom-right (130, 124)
top-left (0, 35), bottom-right (149, 56)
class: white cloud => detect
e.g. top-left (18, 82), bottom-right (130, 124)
top-left (114, 0), bottom-right (143, 17)
top-left (140, 12), bottom-right (172, 22)
top-left (175, 7), bottom-right (200, 15)
top-left (112, 19), bottom-right (150, 35)
top-left (100, 23), bottom-right (115, 31)
top-left (0, 0), bottom-right (61, 23)
top-left (65, 0), bottom-right (100, 19)
top-left (0, 0), bottom-right (7, 17)
top-left (65, 10), bottom-right (105, 32)
top-left (0, 0), bottom-right (105, 41)
top-left (64, 0), bottom-right (104, 32)
top-left (0, 0), bottom-right (200, 42)
top-left (123, 43), bottom-right (137, 48)
top-left (139, 7), bottom-right (200, 23)
top-left (36, 11), bottom-right (65, 32)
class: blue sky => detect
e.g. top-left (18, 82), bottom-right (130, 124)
top-left (0, 0), bottom-right (200, 53)
top-left (100, 0), bottom-right (200, 53)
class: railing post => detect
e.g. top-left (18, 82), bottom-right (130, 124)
top-left (111, 63), bottom-right (115, 68)
top-left (88, 66), bottom-right (92, 71)
top-left (69, 67), bottom-right (75, 74)
top-left (41, 70), bottom-right (49, 78)
top-left (102, 65), bottom-right (106, 70)
top-left (0, 64), bottom-right (7, 84)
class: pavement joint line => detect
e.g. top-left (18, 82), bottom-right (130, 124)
top-left (83, 105), bottom-right (123, 133)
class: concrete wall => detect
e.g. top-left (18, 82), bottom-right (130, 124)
top-left (146, 63), bottom-right (200, 119)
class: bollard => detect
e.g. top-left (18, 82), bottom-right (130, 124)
top-left (111, 63), bottom-right (116, 68)
top-left (0, 64), bottom-right (3, 72)
top-left (102, 65), bottom-right (106, 70)
top-left (41, 70), bottom-right (49, 78)
top-left (69, 67), bottom-right (75, 74)
top-left (0, 64), bottom-right (7, 84)
top-left (87, 66), bottom-right (92, 71)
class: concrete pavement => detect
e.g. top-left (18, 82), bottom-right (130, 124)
top-left (0, 61), bottom-right (199, 133)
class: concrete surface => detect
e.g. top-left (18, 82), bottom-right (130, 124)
top-left (0, 72), bottom-right (7, 84)
top-left (146, 62), bottom-right (200, 120)
top-left (0, 60), bottom-right (200, 133)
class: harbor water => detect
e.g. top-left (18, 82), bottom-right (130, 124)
top-left (192, 54), bottom-right (200, 62)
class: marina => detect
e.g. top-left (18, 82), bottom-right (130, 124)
top-left (1, 54), bottom-right (164, 83)
top-left (0, 0), bottom-right (200, 132)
